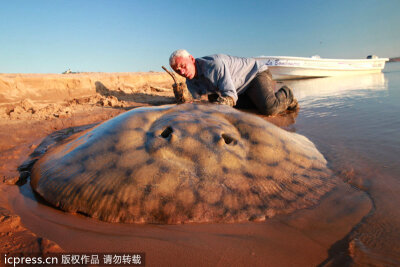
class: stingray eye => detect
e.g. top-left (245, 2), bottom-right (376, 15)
top-left (160, 126), bottom-right (173, 139)
top-left (221, 133), bottom-right (238, 145)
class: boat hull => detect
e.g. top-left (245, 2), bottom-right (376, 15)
top-left (268, 66), bottom-right (384, 80)
top-left (255, 56), bottom-right (388, 80)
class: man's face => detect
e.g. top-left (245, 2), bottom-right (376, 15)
top-left (171, 55), bottom-right (196, 80)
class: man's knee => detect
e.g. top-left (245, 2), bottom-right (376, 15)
top-left (257, 87), bottom-right (293, 115)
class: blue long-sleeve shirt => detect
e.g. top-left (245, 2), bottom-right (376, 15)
top-left (186, 54), bottom-right (269, 104)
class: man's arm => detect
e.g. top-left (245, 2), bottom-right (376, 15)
top-left (209, 58), bottom-right (238, 105)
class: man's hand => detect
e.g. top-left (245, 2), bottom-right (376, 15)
top-left (217, 96), bottom-right (234, 106)
top-left (172, 82), bottom-right (193, 104)
top-left (208, 94), bottom-right (234, 107)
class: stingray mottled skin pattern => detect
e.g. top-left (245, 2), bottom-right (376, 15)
top-left (31, 103), bottom-right (337, 224)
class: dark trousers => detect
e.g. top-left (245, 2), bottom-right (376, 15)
top-left (236, 70), bottom-right (295, 115)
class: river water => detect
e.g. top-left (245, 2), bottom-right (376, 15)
top-left (285, 62), bottom-right (400, 265)
top-left (8, 63), bottom-right (400, 266)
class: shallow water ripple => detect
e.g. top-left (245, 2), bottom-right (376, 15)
top-left (287, 62), bottom-right (400, 265)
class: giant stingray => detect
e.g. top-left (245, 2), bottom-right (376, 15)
top-left (31, 103), bottom-right (338, 224)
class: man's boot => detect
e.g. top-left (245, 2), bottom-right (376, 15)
top-left (278, 85), bottom-right (298, 111)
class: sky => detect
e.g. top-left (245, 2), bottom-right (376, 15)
top-left (0, 0), bottom-right (399, 73)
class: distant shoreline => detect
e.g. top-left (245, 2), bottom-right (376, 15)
top-left (389, 57), bottom-right (400, 62)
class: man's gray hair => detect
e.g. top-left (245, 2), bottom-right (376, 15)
top-left (169, 49), bottom-right (191, 66)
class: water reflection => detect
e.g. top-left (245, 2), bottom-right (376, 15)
top-left (279, 73), bottom-right (387, 118)
top-left (282, 72), bottom-right (386, 99)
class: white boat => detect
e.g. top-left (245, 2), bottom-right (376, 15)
top-left (255, 55), bottom-right (388, 80)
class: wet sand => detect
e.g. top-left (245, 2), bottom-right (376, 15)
top-left (9, 182), bottom-right (369, 266)
top-left (1, 68), bottom-right (399, 266)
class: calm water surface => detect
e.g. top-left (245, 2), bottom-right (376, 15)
top-left (288, 63), bottom-right (400, 172)
top-left (285, 62), bottom-right (400, 265)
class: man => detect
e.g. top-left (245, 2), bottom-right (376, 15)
top-left (169, 49), bottom-right (298, 115)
